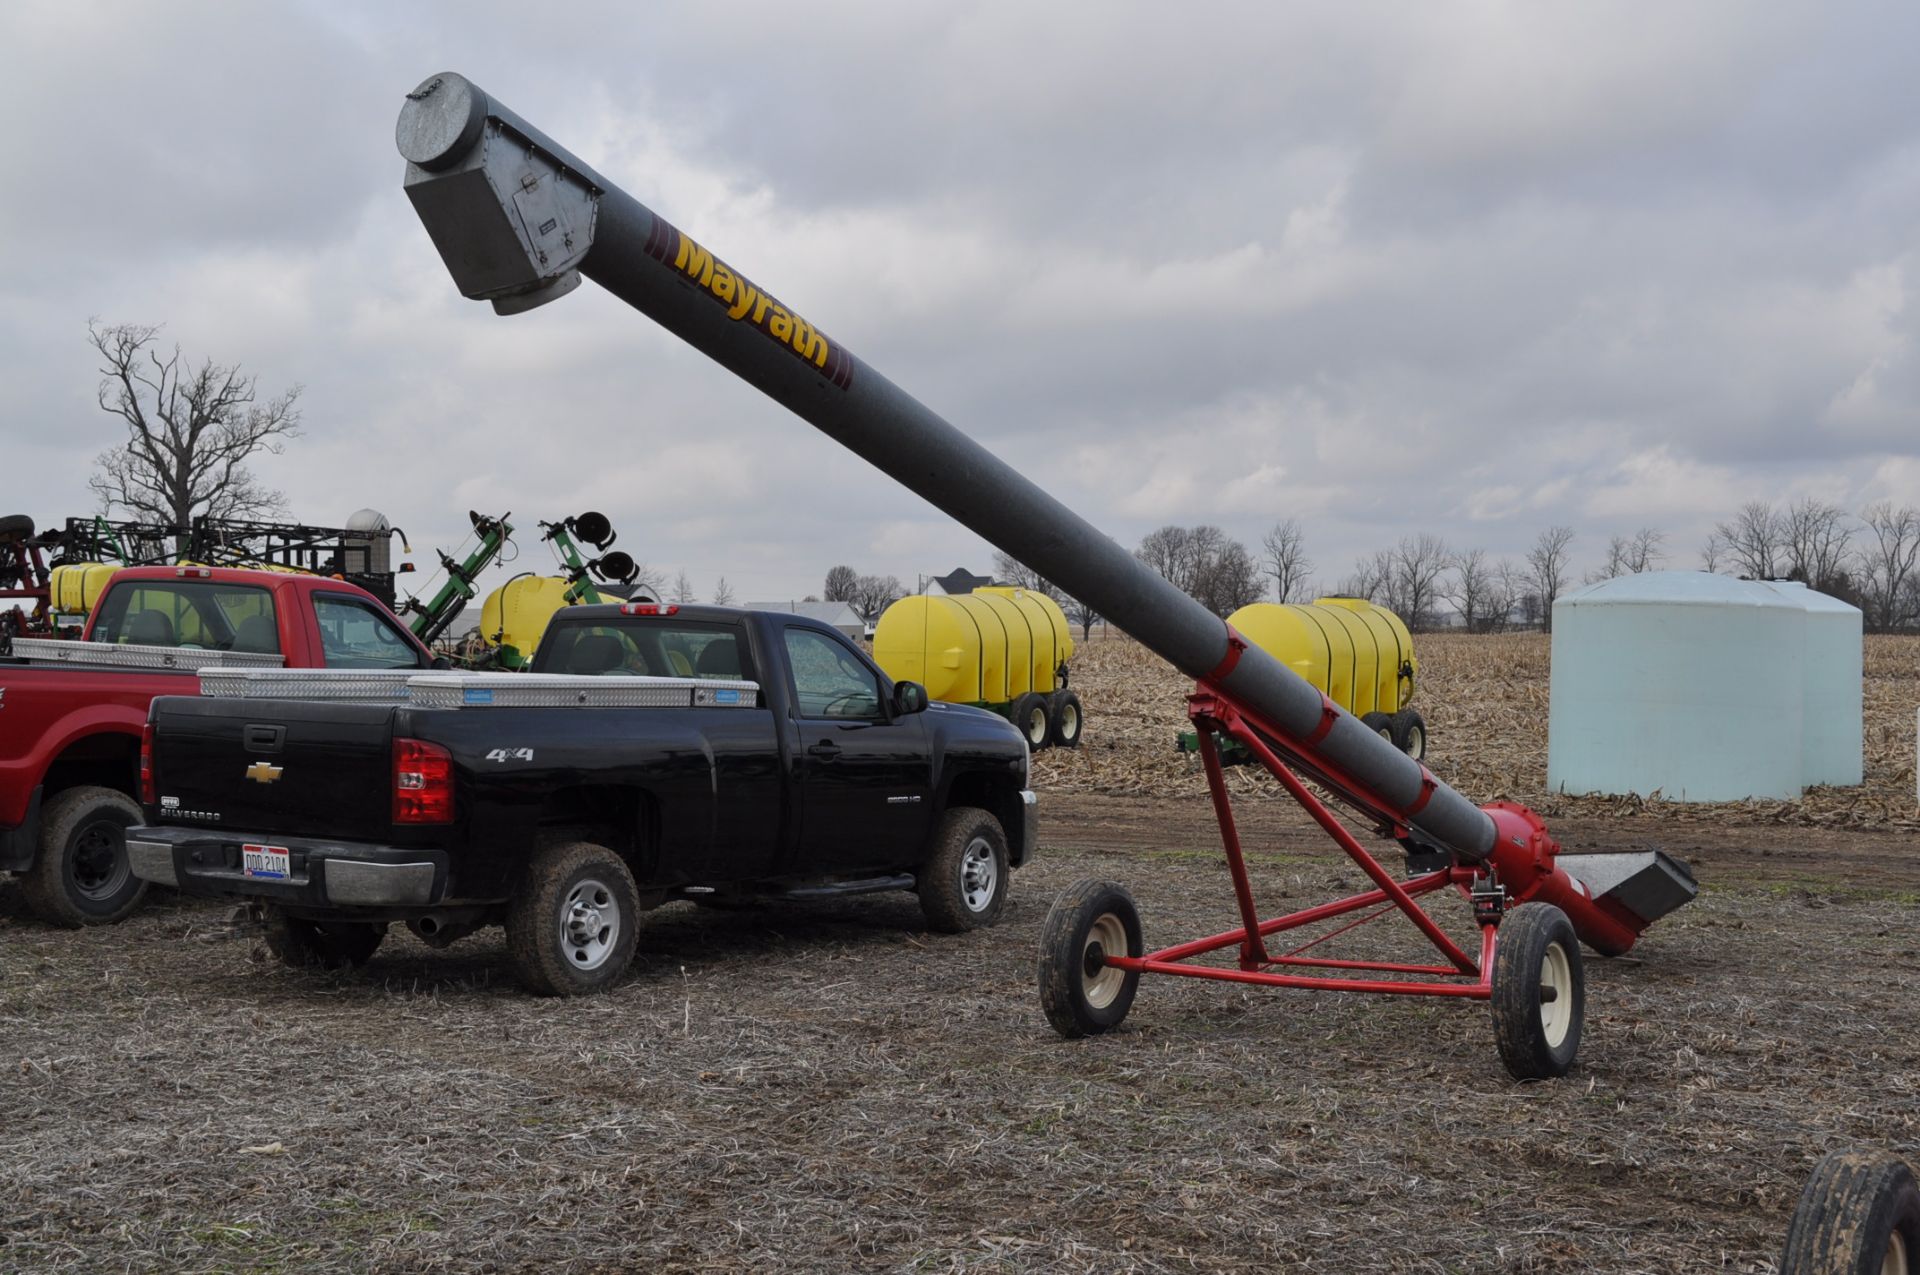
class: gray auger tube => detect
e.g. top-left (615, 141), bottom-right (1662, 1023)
top-left (394, 71), bottom-right (1498, 862)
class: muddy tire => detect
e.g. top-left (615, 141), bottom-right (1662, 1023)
top-left (263, 908), bottom-right (387, 970)
top-left (1390, 709), bottom-right (1428, 760)
top-left (505, 841), bottom-right (640, 996)
top-left (1781, 1151), bottom-right (1919, 1275)
top-left (1010, 692), bottom-right (1050, 750)
top-left (1038, 879), bottom-right (1143, 1039)
top-left (1490, 902), bottom-right (1584, 1080)
top-left (1048, 690), bottom-right (1084, 748)
top-left (19, 785), bottom-right (147, 927)
top-left (1360, 711), bottom-right (1395, 745)
top-left (917, 807), bottom-right (1010, 933)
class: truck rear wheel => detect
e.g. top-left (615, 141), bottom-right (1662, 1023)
top-left (917, 807), bottom-right (1010, 932)
top-left (263, 907), bottom-right (387, 970)
top-left (19, 785), bottom-right (147, 927)
top-left (505, 840), bottom-right (641, 996)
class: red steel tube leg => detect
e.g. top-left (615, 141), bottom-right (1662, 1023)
top-left (1194, 723), bottom-right (1270, 968)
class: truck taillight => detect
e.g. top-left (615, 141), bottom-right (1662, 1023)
top-left (393, 738), bottom-right (454, 824)
top-left (618, 603), bottom-right (678, 616)
top-left (139, 721), bottom-right (156, 805)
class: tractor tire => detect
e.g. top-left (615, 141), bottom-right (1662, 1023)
top-left (917, 807), bottom-right (1010, 933)
top-left (1391, 709), bottom-right (1428, 761)
top-left (18, 785), bottom-right (147, 927)
top-left (1038, 879), bottom-right (1143, 1039)
top-left (1360, 711), bottom-right (1395, 745)
top-left (263, 908), bottom-right (387, 970)
top-left (1048, 690), bottom-right (1084, 748)
top-left (1781, 1151), bottom-right (1919, 1275)
top-left (0, 514), bottom-right (33, 544)
top-left (505, 840), bottom-right (641, 996)
top-left (1490, 902), bottom-right (1585, 1080)
top-left (1010, 693), bottom-right (1051, 750)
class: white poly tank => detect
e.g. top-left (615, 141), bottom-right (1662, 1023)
top-left (1548, 572), bottom-right (1807, 802)
top-left (1761, 580), bottom-right (1864, 787)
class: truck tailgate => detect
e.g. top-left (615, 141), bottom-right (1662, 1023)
top-left (149, 696), bottom-right (399, 844)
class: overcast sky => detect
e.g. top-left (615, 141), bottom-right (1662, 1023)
top-left (3, 1), bottom-right (1916, 609)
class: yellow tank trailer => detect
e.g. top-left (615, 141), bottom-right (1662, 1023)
top-left (1179, 598), bottom-right (1426, 760)
top-left (479, 576), bottom-right (578, 669)
top-left (873, 587), bottom-right (1081, 749)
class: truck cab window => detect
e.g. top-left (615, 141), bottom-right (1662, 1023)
top-left (538, 622), bottom-right (753, 681)
top-left (314, 595), bottom-right (421, 669)
top-left (92, 582), bottom-right (277, 653)
top-left (784, 628), bottom-right (883, 720)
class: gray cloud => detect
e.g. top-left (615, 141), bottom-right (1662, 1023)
top-left (2, 0), bottom-right (1916, 609)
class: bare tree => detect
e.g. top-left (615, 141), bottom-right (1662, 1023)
top-left (1195, 539), bottom-right (1264, 617)
top-left (991, 550), bottom-right (1065, 603)
top-left (1135, 524), bottom-right (1255, 616)
top-left (1445, 548), bottom-right (1493, 631)
top-left (1389, 533), bottom-right (1451, 630)
top-left (1065, 596), bottom-right (1100, 641)
top-left (1857, 502), bottom-right (1920, 630)
top-left (1626, 527), bottom-right (1666, 573)
top-left (849, 573), bottom-right (905, 623)
top-left (670, 570), bottom-right (697, 604)
top-left (823, 564), bottom-right (858, 603)
top-left (1779, 497), bottom-right (1853, 590)
top-left (1339, 549), bottom-right (1393, 604)
top-left (87, 321), bottom-right (302, 535)
top-left (1260, 519), bottom-right (1313, 604)
top-left (1526, 526), bottom-right (1575, 632)
top-left (1485, 560), bottom-right (1524, 632)
top-left (1715, 501), bottom-right (1781, 579)
top-left (710, 576), bottom-right (736, 606)
top-left (1700, 531), bottom-right (1723, 573)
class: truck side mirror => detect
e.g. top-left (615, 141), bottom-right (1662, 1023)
top-left (893, 681), bottom-right (929, 716)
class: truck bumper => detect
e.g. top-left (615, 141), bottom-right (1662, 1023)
top-left (1017, 788), bottom-right (1037, 866)
top-left (126, 826), bottom-right (447, 908)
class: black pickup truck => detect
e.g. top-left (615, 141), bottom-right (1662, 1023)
top-left (127, 604), bottom-right (1036, 994)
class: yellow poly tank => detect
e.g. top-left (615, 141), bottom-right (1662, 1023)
top-left (1226, 597), bottom-right (1416, 718)
top-left (480, 575), bottom-right (576, 668)
top-left (873, 590), bottom-right (1075, 707)
top-left (49, 563), bottom-right (121, 618)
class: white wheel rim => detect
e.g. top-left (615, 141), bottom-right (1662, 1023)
top-left (1539, 941), bottom-right (1573, 1049)
top-left (1028, 707), bottom-right (1048, 744)
top-left (1083, 913), bottom-right (1128, 1009)
top-left (1885, 1228), bottom-right (1907, 1275)
top-left (560, 877), bottom-right (620, 970)
top-left (1404, 726), bottom-right (1425, 757)
top-left (959, 838), bottom-right (998, 912)
top-left (1376, 726), bottom-right (1393, 743)
top-left (1062, 704), bottom-right (1079, 739)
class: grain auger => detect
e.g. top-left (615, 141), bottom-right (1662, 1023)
top-left (394, 72), bottom-right (1696, 1078)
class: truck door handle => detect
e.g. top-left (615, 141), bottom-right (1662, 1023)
top-left (807, 740), bottom-right (842, 759)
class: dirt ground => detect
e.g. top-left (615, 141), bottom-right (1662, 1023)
top-left (4, 632), bottom-right (1918, 1272)
top-left (3, 786), bottom-right (1917, 1274)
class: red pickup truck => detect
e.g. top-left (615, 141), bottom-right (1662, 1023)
top-left (1, 565), bottom-right (437, 926)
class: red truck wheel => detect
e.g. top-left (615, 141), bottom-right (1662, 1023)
top-left (18, 786), bottom-right (147, 927)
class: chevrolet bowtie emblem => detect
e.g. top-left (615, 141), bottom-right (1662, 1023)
top-left (245, 760), bottom-right (284, 784)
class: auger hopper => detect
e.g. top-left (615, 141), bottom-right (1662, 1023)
top-left (394, 72), bottom-right (1696, 1078)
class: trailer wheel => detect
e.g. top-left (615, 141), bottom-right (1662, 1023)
top-left (19, 785), bottom-right (147, 927)
top-left (917, 808), bottom-right (1010, 933)
top-left (263, 908), bottom-right (387, 970)
top-left (505, 841), bottom-right (641, 996)
top-left (1490, 902), bottom-right (1584, 1080)
top-left (1038, 879), bottom-right (1143, 1038)
top-left (0, 514), bottom-right (33, 544)
top-left (1781, 1151), bottom-right (1919, 1275)
top-left (1360, 711), bottom-right (1395, 744)
top-left (1011, 692), bottom-right (1051, 750)
top-left (1390, 709), bottom-right (1428, 760)
top-left (1048, 690), bottom-right (1084, 748)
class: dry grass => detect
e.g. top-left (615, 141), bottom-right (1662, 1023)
top-left (1035, 632), bottom-right (1920, 831)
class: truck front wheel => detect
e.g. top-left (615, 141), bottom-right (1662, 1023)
top-left (917, 808), bottom-right (1010, 933)
top-left (20, 785), bottom-right (147, 927)
top-left (505, 841), bottom-right (641, 996)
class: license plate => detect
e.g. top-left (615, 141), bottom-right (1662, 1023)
top-left (242, 843), bottom-right (291, 880)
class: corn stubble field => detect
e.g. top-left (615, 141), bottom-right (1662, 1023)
top-left (3, 634), bottom-right (1917, 1273)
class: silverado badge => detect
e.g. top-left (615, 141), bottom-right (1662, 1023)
top-left (245, 760), bottom-right (284, 784)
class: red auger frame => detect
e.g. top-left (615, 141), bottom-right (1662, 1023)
top-left (1039, 676), bottom-right (1696, 1080)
